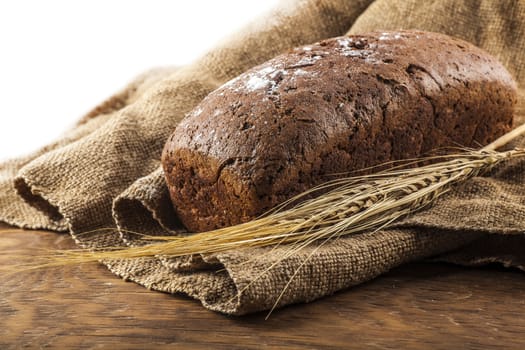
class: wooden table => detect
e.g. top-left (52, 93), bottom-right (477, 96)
top-left (1, 224), bottom-right (524, 349)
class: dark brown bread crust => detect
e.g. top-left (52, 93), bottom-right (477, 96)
top-left (162, 30), bottom-right (517, 232)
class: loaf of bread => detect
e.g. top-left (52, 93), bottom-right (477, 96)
top-left (162, 30), bottom-right (516, 232)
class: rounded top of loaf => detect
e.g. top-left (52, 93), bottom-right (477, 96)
top-left (170, 30), bottom-right (514, 163)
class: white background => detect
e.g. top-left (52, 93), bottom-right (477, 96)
top-left (0, 0), bottom-right (279, 161)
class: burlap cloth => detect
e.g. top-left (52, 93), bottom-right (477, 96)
top-left (2, 0), bottom-right (525, 315)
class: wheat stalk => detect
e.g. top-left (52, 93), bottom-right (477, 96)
top-left (19, 123), bottom-right (522, 270)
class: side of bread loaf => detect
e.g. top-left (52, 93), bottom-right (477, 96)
top-left (162, 30), bottom-right (516, 232)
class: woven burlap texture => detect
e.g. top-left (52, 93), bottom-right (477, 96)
top-left (1, 0), bottom-right (525, 315)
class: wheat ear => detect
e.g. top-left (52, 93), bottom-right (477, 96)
top-left (22, 123), bottom-right (524, 268)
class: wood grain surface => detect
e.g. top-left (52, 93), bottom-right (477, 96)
top-left (1, 223), bottom-right (524, 349)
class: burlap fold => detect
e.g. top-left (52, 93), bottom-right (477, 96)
top-left (2, 0), bottom-right (525, 315)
